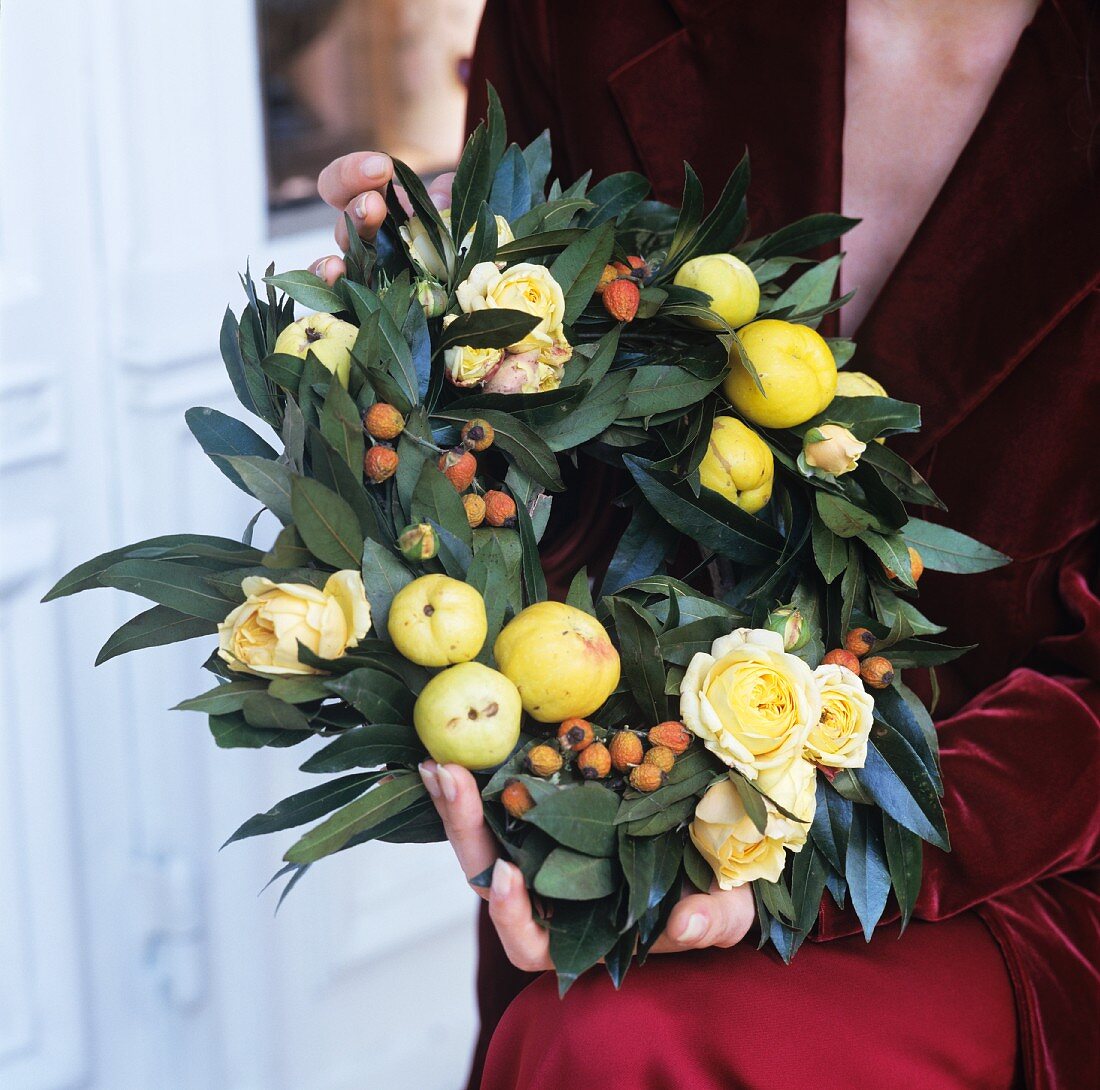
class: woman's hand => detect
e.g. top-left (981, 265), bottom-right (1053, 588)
top-left (419, 760), bottom-right (755, 973)
top-left (310, 152), bottom-right (454, 285)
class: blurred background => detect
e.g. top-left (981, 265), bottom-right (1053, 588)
top-left (0, 1), bottom-right (491, 1087)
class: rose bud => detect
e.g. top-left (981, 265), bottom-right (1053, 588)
top-left (415, 277), bottom-right (448, 319)
top-left (765, 606), bottom-right (809, 651)
top-left (803, 424), bottom-right (867, 476)
top-left (577, 741), bottom-right (612, 779)
top-left (398, 522), bottom-right (438, 562)
top-left (860, 655), bottom-right (896, 689)
top-left (557, 717), bottom-right (595, 752)
top-left (525, 744), bottom-right (563, 778)
top-left (822, 648), bottom-right (861, 675)
top-left (647, 720), bottom-right (691, 755)
top-left (501, 779), bottom-right (535, 819)
top-left (844, 627), bottom-right (877, 657)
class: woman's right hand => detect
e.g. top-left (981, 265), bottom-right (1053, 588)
top-left (311, 151), bottom-right (454, 284)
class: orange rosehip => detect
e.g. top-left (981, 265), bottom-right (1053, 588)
top-left (484, 490), bottom-right (517, 528)
top-left (595, 264), bottom-right (619, 295)
top-left (463, 493), bottom-right (487, 528)
top-left (577, 741), bottom-right (612, 779)
top-left (525, 744), bottom-right (563, 778)
top-left (884, 546), bottom-right (925, 585)
top-left (602, 278), bottom-right (641, 322)
top-left (438, 449), bottom-right (477, 492)
top-left (860, 655), bottom-right (896, 689)
top-left (643, 745), bottom-right (676, 773)
top-left (461, 418), bottom-right (495, 452)
top-left (647, 721), bottom-right (691, 755)
top-left (629, 763), bottom-right (666, 793)
top-left (501, 779), bottom-right (535, 819)
top-left (822, 648), bottom-right (861, 675)
top-left (557, 717), bottom-right (595, 752)
top-left (609, 731), bottom-right (643, 773)
top-left (364, 445), bottom-right (399, 482)
top-left (363, 402), bottom-right (405, 440)
top-left (844, 628), bottom-right (877, 658)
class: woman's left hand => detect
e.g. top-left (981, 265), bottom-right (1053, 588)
top-left (419, 760), bottom-right (755, 973)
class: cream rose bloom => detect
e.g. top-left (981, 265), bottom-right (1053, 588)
top-left (456, 261), bottom-right (572, 366)
top-left (481, 349), bottom-right (563, 394)
top-left (690, 759), bottom-right (817, 889)
top-left (679, 628), bottom-right (821, 780)
top-left (401, 209), bottom-right (514, 282)
top-left (217, 570), bottom-right (371, 676)
top-left (444, 343), bottom-right (505, 387)
top-left (803, 424), bottom-right (866, 475)
top-left (806, 662), bottom-right (875, 768)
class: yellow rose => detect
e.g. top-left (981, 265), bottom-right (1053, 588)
top-left (806, 662), bottom-right (875, 768)
top-left (481, 350), bottom-right (563, 394)
top-left (679, 628), bottom-right (821, 780)
top-left (444, 343), bottom-right (505, 387)
top-left (690, 761), bottom-right (816, 889)
top-left (756, 757), bottom-right (818, 847)
top-left (456, 261), bottom-right (572, 366)
top-left (217, 570), bottom-right (371, 676)
top-left (803, 423), bottom-right (866, 476)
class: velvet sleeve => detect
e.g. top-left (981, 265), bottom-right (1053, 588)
top-left (817, 530), bottom-right (1100, 939)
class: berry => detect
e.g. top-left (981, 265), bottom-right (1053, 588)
top-left (822, 648), bottom-right (861, 675)
top-left (860, 655), bottom-right (896, 689)
top-left (647, 721), bottom-right (691, 755)
top-left (844, 628), bottom-right (877, 657)
top-left (577, 741), bottom-right (612, 779)
top-left (363, 402), bottom-right (405, 440)
top-left (501, 779), bottom-right (535, 819)
top-left (463, 493), bottom-right (487, 528)
top-left (484, 490), bottom-right (517, 528)
top-left (364, 445), bottom-right (399, 482)
top-left (629, 763), bottom-right (666, 793)
top-left (609, 731), bottom-right (643, 773)
top-left (602, 278), bottom-right (641, 322)
top-left (438, 449), bottom-right (477, 492)
top-left (643, 745), bottom-right (676, 773)
top-left (557, 718), bottom-right (595, 752)
top-left (526, 744), bottom-right (563, 778)
top-left (398, 522), bottom-right (438, 561)
top-left (461, 419), bottom-right (495, 452)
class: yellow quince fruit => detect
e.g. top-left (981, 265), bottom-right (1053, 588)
top-left (493, 601), bottom-right (620, 723)
top-left (698, 417), bottom-right (774, 513)
top-left (273, 312), bottom-right (357, 388)
top-left (725, 319), bottom-right (837, 429)
top-left (674, 253), bottom-right (760, 330)
top-left (387, 574), bottom-right (487, 667)
top-left (413, 661), bottom-right (522, 769)
top-left (835, 371), bottom-right (887, 399)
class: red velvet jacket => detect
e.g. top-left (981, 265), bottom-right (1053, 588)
top-left (467, 2), bottom-right (1100, 1087)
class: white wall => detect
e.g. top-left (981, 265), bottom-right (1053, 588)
top-left (0, 3), bottom-right (480, 1087)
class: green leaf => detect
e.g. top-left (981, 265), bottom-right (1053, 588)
top-left (549, 222), bottom-right (615, 324)
top-left (308, 428), bottom-right (384, 541)
top-left (240, 692), bottom-right (313, 731)
top-left (451, 124), bottom-right (493, 248)
top-left (534, 848), bottom-right (618, 900)
top-left (525, 783), bottom-right (620, 857)
top-left (683, 838), bottom-right (715, 893)
top-left (859, 531), bottom-right (917, 588)
top-left (565, 567), bottom-right (596, 617)
top-left (411, 460), bottom-right (474, 548)
top-left (319, 380), bottom-right (365, 475)
top-left (812, 515), bottom-right (849, 583)
top-left (284, 772), bottom-right (427, 863)
top-left (789, 838), bottom-right (830, 934)
top-left (578, 172), bottom-right (650, 228)
top-left (291, 477), bottom-right (364, 569)
top-left (810, 783), bottom-right (853, 873)
top-left (746, 213), bottom-right (861, 262)
top-left (548, 897), bottom-right (621, 996)
top-left (99, 560), bottom-right (234, 622)
top-left (620, 830), bottom-right (683, 926)
top-left (610, 598), bottom-right (667, 725)
top-left (809, 395), bottom-right (921, 442)
top-left (538, 370), bottom-right (631, 450)
top-left (859, 442), bottom-right (943, 509)
top-left (903, 518), bottom-right (1010, 574)
top-left (96, 605), bottom-right (217, 665)
top-left (882, 813), bottom-right (923, 931)
top-left (599, 502), bottom-right (676, 597)
top-left (225, 773), bottom-right (382, 845)
top-left (497, 226), bottom-right (588, 257)
top-left (263, 270), bottom-right (347, 313)
top-left (185, 406), bottom-right (278, 493)
top-left (360, 539), bottom-right (413, 634)
top-left (661, 153), bottom-right (750, 277)
top-left (513, 488), bottom-right (548, 604)
top-left (815, 492), bottom-right (882, 539)
top-left (620, 365), bottom-right (724, 420)
top-left (300, 722), bottom-right (425, 772)
top-left (489, 143), bottom-right (533, 221)
top-left (766, 254), bottom-right (842, 323)
top-left (731, 773), bottom-right (769, 836)
top-left (324, 667), bottom-right (414, 723)
top-left (657, 616), bottom-right (734, 667)
top-left (173, 679), bottom-right (267, 714)
top-left (216, 455), bottom-right (295, 524)
top-left (209, 711), bottom-right (310, 750)
top-left (667, 163), bottom-right (705, 261)
top-left (521, 129), bottom-right (552, 201)
top-left (434, 308), bottom-right (540, 354)
top-left (845, 806), bottom-right (891, 940)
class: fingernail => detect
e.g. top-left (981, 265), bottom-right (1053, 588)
top-left (362, 154), bottom-right (389, 179)
top-left (354, 194), bottom-right (370, 220)
top-left (418, 763), bottom-right (440, 799)
top-left (436, 764), bottom-right (457, 803)
top-left (678, 913), bottom-right (706, 944)
top-left (491, 859), bottom-right (512, 898)
top-left (313, 257), bottom-right (331, 280)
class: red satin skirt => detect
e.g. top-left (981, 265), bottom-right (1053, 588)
top-left (477, 913), bottom-right (1019, 1090)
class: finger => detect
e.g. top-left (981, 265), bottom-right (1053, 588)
top-left (309, 256), bottom-right (346, 285)
top-left (335, 189), bottom-right (388, 249)
top-left (651, 886), bottom-right (755, 953)
top-left (488, 859), bottom-right (552, 972)
top-left (318, 151), bottom-right (392, 210)
top-left (419, 762), bottom-right (499, 894)
top-left (425, 171), bottom-right (455, 211)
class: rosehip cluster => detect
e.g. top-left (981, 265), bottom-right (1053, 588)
top-left (823, 627), bottom-right (896, 689)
